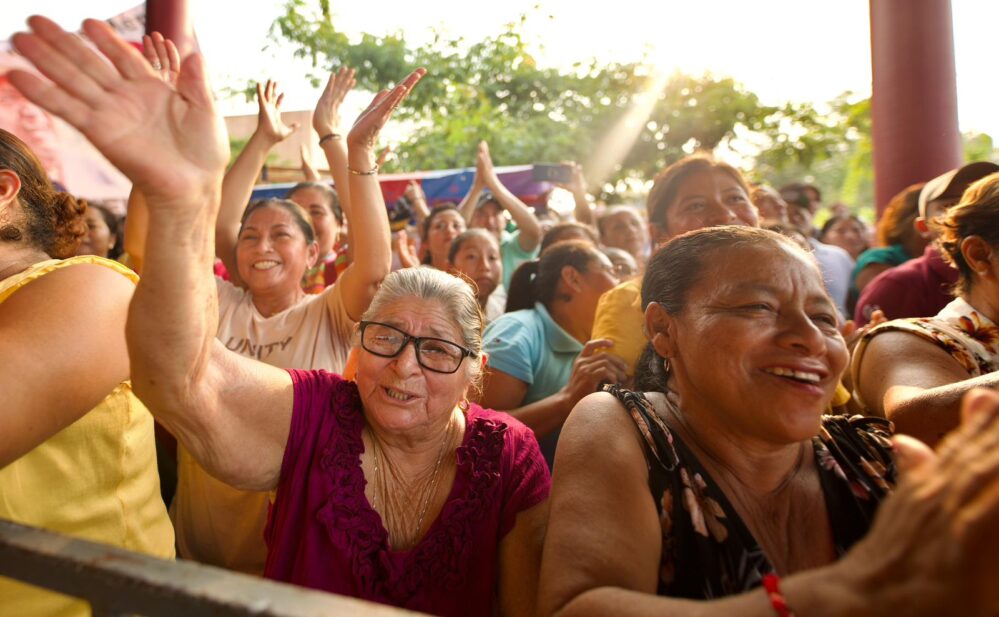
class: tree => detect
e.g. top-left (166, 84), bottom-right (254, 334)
top-left (268, 0), bottom-right (776, 197)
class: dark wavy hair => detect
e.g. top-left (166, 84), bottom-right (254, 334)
top-left (646, 155), bottom-right (751, 231)
top-left (505, 239), bottom-right (604, 312)
top-left (634, 226), bottom-right (814, 391)
top-left (933, 172), bottom-right (999, 295)
top-left (238, 198), bottom-right (316, 244)
top-left (0, 129), bottom-right (87, 258)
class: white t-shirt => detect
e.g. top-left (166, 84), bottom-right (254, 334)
top-left (485, 284), bottom-right (507, 323)
top-left (215, 278), bottom-right (354, 373)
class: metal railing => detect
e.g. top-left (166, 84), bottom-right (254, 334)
top-left (0, 519), bottom-right (425, 616)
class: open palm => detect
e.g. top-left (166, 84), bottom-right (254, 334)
top-left (8, 17), bottom-right (228, 207)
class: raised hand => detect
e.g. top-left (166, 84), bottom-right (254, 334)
top-left (403, 180), bottom-right (426, 205)
top-left (314, 66), bottom-right (356, 136)
top-left (9, 16), bottom-right (228, 208)
top-left (141, 31), bottom-right (180, 86)
top-left (476, 140), bottom-right (499, 189)
top-left (255, 79), bottom-right (299, 144)
top-left (393, 230), bottom-right (420, 269)
top-left (557, 162), bottom-right (588, 196)
top-left (347, 68), bottom-right (426, 164)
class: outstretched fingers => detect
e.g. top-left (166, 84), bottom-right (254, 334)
top-left (11, 22), bottom-right (107, 107)
top-left (6, 69), bottom-right (93, 130)
top-left (81, 18), bottom-right (153, 80)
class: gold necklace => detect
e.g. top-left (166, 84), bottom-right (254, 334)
top-left (370, 413), bottom-right (455, 549)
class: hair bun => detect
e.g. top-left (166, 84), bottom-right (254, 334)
top-left (47, 192), bottom-right (89, 259)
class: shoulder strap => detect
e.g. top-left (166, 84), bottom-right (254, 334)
top-left (603, 384), bottom-right (679, 471)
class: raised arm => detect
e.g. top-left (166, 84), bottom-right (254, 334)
top-left (216, 80), bottom-right (299, 287)
top-left (9, 16), bottom-right (294, 490)
top-left (458, 150), bottom-right (487, 223)
top-left (478, 141), bottom-right (542, 251)
top-left (559, 162), bottom-right (595, 225)
top-left (332, 69), bottom-right (426, 320)
top-left (312, 67), bottom-right (355, 237)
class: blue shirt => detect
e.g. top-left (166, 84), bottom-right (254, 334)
top-left (483, 302), bottom-right (582, 466)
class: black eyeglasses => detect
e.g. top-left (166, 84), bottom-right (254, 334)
top-left (359, 321), bottom-right (477, 374)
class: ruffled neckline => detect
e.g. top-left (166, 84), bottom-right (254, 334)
top-left (314, 383), bottom-right (508, 605)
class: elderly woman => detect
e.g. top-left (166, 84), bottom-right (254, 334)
top-left (538, 226), bottom-right (999, 616)
top-left (121, 64), bottom-right (393, 574)
top-left (9, 18), bottom-right (548, 616)
top-left (852, 172), bottom-right (999, 447)
top-left (0, 127), bottom-right (173, 615)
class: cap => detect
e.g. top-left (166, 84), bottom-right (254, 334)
top-left (918, 161), bottom-right (999, 219)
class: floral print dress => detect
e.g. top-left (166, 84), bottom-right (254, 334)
top-left (852, 297), bottom-right (999, 410)
top-left (604, 385), bottom-right (896, 600)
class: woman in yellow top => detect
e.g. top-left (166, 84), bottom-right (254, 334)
top-left (0, 126), bottom-right (174, 616)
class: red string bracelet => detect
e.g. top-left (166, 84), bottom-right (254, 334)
top-left (762, 574), bottom-right (796, 617)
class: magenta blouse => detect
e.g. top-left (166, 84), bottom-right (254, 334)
top-left (263, 370), bottom-right (551, 616)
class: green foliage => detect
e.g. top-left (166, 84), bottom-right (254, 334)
top-left (266, 1), bottom-right (990, 213)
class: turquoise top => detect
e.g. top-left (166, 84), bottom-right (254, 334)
top-left (483, 302), bottom-right (582, 466)
top-left (500, 229), bottom-right (539, 289)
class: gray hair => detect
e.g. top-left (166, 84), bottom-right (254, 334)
top-left (360, 267), bottom-right (485, 387)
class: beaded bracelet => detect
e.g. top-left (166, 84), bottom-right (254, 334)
top-left (318, 133), bottom-right (341, 145)
top-left (762, 574), bottom-right (796, 617)
top-left (348, 164), bottom-right (379, 176)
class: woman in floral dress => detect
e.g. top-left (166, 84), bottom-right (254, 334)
top-left (538, 226), bottom-right (999, 616)
top-left (853, 172), bottom-right (999, 447)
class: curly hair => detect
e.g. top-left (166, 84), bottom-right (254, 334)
top-left (0, 129), bottom-right (87, 258)
top-left (932, 172), bottom-right (999, 295)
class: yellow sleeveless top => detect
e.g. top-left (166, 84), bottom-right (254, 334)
top-left (0, 256), bottom-right (175, 617)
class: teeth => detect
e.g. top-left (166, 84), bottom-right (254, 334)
top-left (385, 387), bottom-right (413, 401)
top-left (764, 367), bottom-right (821, 383)
top-left (253, 260), bottom-right (279, 270)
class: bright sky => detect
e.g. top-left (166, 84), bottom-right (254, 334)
top-left (5, 0), bottom-right (999, 139)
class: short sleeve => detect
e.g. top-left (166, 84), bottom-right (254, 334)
top-left (266, 369), bottom-right (354, 544)
top-left (320, 280), bottom-right (357, 347)
top-left (591, 279), bottom-right (646, 376)
top-left (215, 276), bottom-right (246, 313)
top-left (483, 314), bottom-right (538, 384)
top-left (498, 417), bottom-right (551, 538)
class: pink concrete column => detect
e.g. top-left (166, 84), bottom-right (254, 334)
top-left (869, 0), bottom-right (962, 214)
top-left (145, 0), bottom-right (193, 58)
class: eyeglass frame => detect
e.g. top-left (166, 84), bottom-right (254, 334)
top-left (358, 320), bottom-right (478, 374)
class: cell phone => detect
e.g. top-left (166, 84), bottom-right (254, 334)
top-left (532, 163), bottom-right (573, 184)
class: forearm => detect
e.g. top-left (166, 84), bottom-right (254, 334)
top-left (886, 373), bottom-right (999, 446)
top-left (490, 178), bottom-right (541, 250)
top-left (126, 190), bottom-right (221, 435)
top-left (336, 146), bottom-right (391, 319)
top-left (502, 390), bottom-right (573, 438)
top-left (458, 182), bottom-right (484, 223)
top-left (123, 187), bottom-right (149, 273)
top-left (556, 565), bottom-right (866, 617)
top-left (320, 136), bottom-right (351, 232)
top-left (572, 189), bottom-right (594, 225)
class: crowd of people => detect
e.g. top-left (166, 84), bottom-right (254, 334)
top-left (3, 15), bottom-right (999, 617)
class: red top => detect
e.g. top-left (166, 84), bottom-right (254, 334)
top-left (264, 370), bottom-right (550, 616)
top-left (854, 245), bottom-right (959, 326)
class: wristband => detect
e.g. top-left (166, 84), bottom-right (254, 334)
top-left (348, 164), bottom-right (379, 176)
top-left (762, 574), bottom-right (796, 617)
top-left (318, 133), bottom-right (341, 145)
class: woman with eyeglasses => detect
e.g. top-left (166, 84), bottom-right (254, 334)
top-left (8, 18), bottom-right (549, 616)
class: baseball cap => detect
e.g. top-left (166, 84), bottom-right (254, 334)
top-left (918, 161), bottom-right (999, 219)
